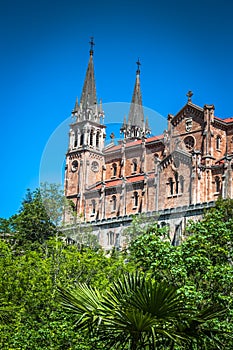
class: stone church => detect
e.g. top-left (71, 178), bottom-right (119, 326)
top-left (64, 43), bottom-right (233, 249)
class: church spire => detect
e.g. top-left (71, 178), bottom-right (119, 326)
top-left (72, 37), bottom-right (103, 124)
top-left (120, 59), bottom-right (150, 140)
top-left (80, 37), bottom-right (97, 111)
top-left (128, 58), bottom-right (144, 129)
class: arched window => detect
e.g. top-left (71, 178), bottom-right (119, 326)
top-left (179, 175), bottom-right (184, 193)
top-left (112, 163), bottom-right (117, 177)
top-left (96, 131), bottom-right (100, 147)
top-left (80, 134), bottom-right (84, 146)
top-left (91, 200), bottom-right (96, 214)
top-left (133, 191), bottom-right (138, 207)
top-left (74, 132), bottom-right (77, 147)
top-left (132, 159), bottom-right (137, 173)
top-left (90, 130), bottom-right (94, 146)
top-left (112, 195), bottom-right (117, 211)
top-left (107, 231), bottom-right (114, 245)
top-left (175, 172), bottom-right (179, 194)
top-left (168, 177), bottom-right (174, 195)
top-left (216, 135), bottom-right (221, 150)
top-left (215, 176), bottom-right (221, 193)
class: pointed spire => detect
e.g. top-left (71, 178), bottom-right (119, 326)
top-left (128, 58), bottom-right (144, 129)
top-left (74, 97), bottom-right (79, 111)
top-left (121, 59), bottom-right (150, 140)
top-left (145, 116), bottom-right (150, 131)
top-left (79, 37), bottom-right (97, 113)
top-left (71, 97), bottom-right (79, 118)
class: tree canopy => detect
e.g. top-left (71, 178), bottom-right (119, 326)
top-left (0, 189), bottom-right (232, 349)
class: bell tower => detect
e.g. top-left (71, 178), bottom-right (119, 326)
top-left (64, 38), bottom-right (106, 219)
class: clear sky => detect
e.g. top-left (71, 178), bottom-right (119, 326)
top-left (1, 0), bottom-right (233, 218)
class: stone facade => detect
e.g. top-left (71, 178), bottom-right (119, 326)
top-left (64, 48), bottom-right (233, 249)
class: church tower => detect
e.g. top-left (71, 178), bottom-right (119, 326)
top-left (120, 59), bottom-right (151, 140)
top-left (64, 38), bottom-right (106, 219)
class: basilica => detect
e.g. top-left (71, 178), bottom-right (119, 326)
top-left (64, 42), bottom-right (233, 249)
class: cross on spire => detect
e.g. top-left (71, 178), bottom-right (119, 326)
top-left (136, 58), bottom-right (141, 75)
top-left (186, 90), bottom-right (193, 102)
top-left (89, 36), bottom-right (95, 56)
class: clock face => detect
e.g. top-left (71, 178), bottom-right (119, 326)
top-left (91, 161), bottom-right (99, 172)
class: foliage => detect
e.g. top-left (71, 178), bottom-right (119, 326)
top-left (39, 182), bottom-right (69, 226)
top-left (5, 188), bottom-right (57, 249)
top-left (129, 198), bottom-right (233, 348)
top-left (58, 271), bottom-right (226, 350)
top-left (123, 213), bottom-right (159, 243)
top-left (0, 234), bottom-right (132, 349)
top-left (0, 189), bottom-right (233, 349)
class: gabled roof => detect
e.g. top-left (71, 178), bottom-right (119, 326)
top-left (170, 101), bottom-right (204, 125)
top-left (104, 134), bottom-right (163, 153)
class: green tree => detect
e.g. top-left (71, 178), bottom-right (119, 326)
top-left (0, 236), bottom-right (133, 349)
top-left (58, 272), bottom-right (225, 350)
top-left (11, 188), bottom-right (57, 248)
top-left (128, 198), bottom-right (233, 348)
top-left (39, 182), bottom-right (72, 226)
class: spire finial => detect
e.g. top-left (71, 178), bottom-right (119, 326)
top-left (136, 58), bottom-right (141, 75)
top-left (89, 36), bottom-right (95, 56)
top-left (186, 90), bottom-right (193, 102)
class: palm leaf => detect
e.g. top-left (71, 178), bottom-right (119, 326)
top-left (57, 272), bottom-right (227, 349)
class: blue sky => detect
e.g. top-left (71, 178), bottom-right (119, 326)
top-left (1, 0), bottom-right (233, 218)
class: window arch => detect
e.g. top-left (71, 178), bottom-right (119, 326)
top-left (112, 195), bottom-right (117, 211)
top-left (216, 135), bottom-right (221, 150)
top-left (133, 191), bottom-right (139, 207)
top-left (215, 176), bottom-right (221, 193)
top-left (112, 163), bottom-right (117, 177)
